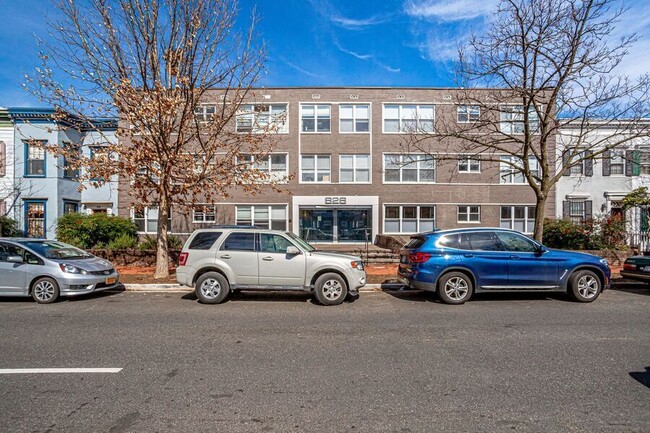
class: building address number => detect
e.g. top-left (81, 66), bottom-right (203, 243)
top-left (325, 197), bottom-right (346, 205)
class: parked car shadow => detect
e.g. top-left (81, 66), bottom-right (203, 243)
top-left (629, 367), bottom-right (650, 389)
top-left (182, 290), bottom-right (326, 305)
top-left (610, 280), bottom-right (650, 296)
top-left (382, 287), bottom-right (567, 303)
top-left (0, 285), bottom-right (126, 304)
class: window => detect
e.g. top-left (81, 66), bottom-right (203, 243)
top-left (90, 146), bottom-right (112, 181)
top-left (458, 206), bottom-right (480, 223)
top-left (236, 205), bottom-right (287, 230)
top-left (464, 232), bottom-right (502, 251)
top-left (384, 205), bottom-right (435, 233)
top-left (340, 105), bottom-right (370, 133)
top-left (239, 154), bottom-right (288, 182)
top-left (133, 207), bottom-right (172, 233)
top-left (384, 154), bottom-right (435, 183)
top-left (25, 141), bottom-right (46, 177)
top-left (236, 104), bottom-right (288, 133)
top-left (500, 105), bottom-right (539, 134)
top-left (383, 104), bottom-right (434, 133)
top-left (63, 201), bottom-right (79, 215)
top-left (260, 233), bottom-right (294, 254)
top-left (458, 155), bottom-right (481, 173)
top-left (301, 105), bottom-right (331, 133)
top-left (340, 155), bottom-right (370, 183)
top-left (609, 151), bottom-right (625, 175)
top-left (194, 104), bottom-right (216, 122)
top-left (221, 232), bottom-right (255, 251)
top-left (500, 206), bottom-right (536, 234)
top-left (301, 155), bottom-right (331, 182)
top-left (192, 205), bottom-right (217, 223)
top-left (25, 201), bottom-right (46, 238)
top-left (189, 232), bottom-right (222, 250)
top-left (457, 105), bottom-right (480, 123)
top-left (496, 232), bottom-right (538, 253)
top-left (500, 155), bottom-right (539, 184)
top-left (639, 150), bottom-right (650, 175)
top-left (563, 149), bottom-right (593, 177)
top-left (563, 199), bottom-right (592, 224)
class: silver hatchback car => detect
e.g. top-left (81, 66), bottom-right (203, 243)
top-left (0, 238), bottom-right (120, 304)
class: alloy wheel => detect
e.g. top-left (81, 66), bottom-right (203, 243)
top-left (322, 279), bottom-right (343, 301)
top-left (200, 278), bottom-right (221, 299)
top-left (444, 277), bottom-right (469, 301)
top-left (577, 275), bottom-right (599, 299)
top-left (34, 281), bottom-right (56, 302)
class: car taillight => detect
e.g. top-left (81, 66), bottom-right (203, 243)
top-left (179, 252), bottom-right (189, 266)
top-left (623, 263), bottom-right (636, 271)
top-left (408, 252), bottom-right (431, 263)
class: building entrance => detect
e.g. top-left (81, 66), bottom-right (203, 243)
top-left (299, 207), bottom-right (372, 243)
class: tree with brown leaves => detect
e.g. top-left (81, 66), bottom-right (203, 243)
top-left (27, 0), bottom-right (284, 278)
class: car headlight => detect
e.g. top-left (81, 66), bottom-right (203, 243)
top-left (351, 261), bottom-right (365, 271)
top-left (59, 264), bottom-right (88, 274)
top-left (599, 258), bottom-right (608, 266)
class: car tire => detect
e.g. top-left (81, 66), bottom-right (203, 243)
top-left (195, 272), bottom-right (230, 304)
top-left (437, 272), bottom-right (473, 305)
top-left (314, 273), bottom-right (348, 306)
top-left (568, 270), bottom-right (601, 303)
top-left (31, 277), bottom-right (60, 304)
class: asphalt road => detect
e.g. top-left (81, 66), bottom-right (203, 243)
top-left (0, 286), bottom-right (649, 433)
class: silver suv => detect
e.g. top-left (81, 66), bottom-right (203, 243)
top-left (176, 227), bottom-right (367, 305)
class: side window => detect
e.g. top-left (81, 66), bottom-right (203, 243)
top-left (189, 232), bottom-right (222, 250)
top-left (438, 234), bottom-right (461, 249)
top-left (0, 242), bottom-right (20, 262)
top-left (221, 232), bottom-right (256, 251)
top-left (496, 232), bottom-right (538, 252)
top-left (260, 234), bottom-right (294, 253)
top-left (463, 232), bottom-right (503, 251)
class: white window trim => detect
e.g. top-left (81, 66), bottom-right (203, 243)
top-left (300, 154), bottom-right (332, 184)
top-left (194, 103), bottom-right (217, 123)
top-left (192, 204), bottom-right (217, 224)
top-left (235, 103), bottom-right (289, 134)
top-left (499, 155), bottom-right (539, 184)
top-left (608, 150), bottom-right (626, 176)
top-left (382, 153), bottom-right (436, 184)
top-left (238, 153), bottom-right (290, 184)
top-left (235, 204), bottom-right (288, 230)
top-left (382, 103), bottom-right (436, 134)
top-left (300, 103), bottom-right (332, 134)
top-left (500, 205), bottom-right (536, 234)
top-left (339, 104), bottom-right (371, 134)
top-left (499, 104), bottom-right (541, 135)
top-left (457, 205), bottom-right (481, 224)
top-left (458, 155), bottom-right (481, 173)
top-left (457, 105), bottom-right (480, 123)
top-left (132, 206), bottom-right (173, 234)
top-left (339, 154), bottom-right (371, 184)
top-left (383, 204), bottom-right (436, 234)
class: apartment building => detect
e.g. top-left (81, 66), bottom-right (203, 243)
top-left (8, 108), bottom-right (119, 238)
top-left (0, 108), bottom-right (15, 219)
top-left (118, 87), bottom-right (553, 243)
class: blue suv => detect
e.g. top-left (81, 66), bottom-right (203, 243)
top-left (398, 228), bottom-right (610, 304)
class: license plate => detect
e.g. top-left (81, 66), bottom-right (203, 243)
top-left (106, 277), bottom-right (117, 284)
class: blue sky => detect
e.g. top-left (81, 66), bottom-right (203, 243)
top-left (1, 0), bottom-right (649, 107)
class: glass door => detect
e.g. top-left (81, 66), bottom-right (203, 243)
top-left (299, 209), bottom-right (334, 242)
top-left (337, 209), bottom-right (372, 242)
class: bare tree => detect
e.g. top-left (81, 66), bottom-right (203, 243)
top-left (26, 0), bottom-right (284, 278)
top-left (405, 0), bottom-right (650, 240)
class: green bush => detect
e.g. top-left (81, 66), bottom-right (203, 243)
top-left (543, 216), bottom-right (627, 250)
top-left (0, 216), bottom-right (20, 237)
top-left (137, 234), bottom-right (183, 250)
top-left (105, 233), bottom-right (138, 250)
top-left (57, 213), bottom-right (138, 249)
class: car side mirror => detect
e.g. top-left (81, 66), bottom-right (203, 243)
top-left (6, 255), bottom-right (24, 263)
top-left (536, 245), bottom-right (548, 254)
top-left (286, 246), bottom-right (301, 255)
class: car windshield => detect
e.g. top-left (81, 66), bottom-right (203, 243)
top-left (19, 240), bottom-right (93, 259)
top-left (286, 232), bottom-right (316, 252)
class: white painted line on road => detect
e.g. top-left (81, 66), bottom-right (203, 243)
top-left (0, 368), bottom-right (122, 374)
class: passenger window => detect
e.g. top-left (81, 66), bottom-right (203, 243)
top-left (438, 234), bottom-right (461, 249)
top-left (496, 232), bottom-right (538, 252)
top-left (0, 242), bottom-right (20, 262)
top-left (260, 234), bottom-right (294, 253)
top-left (463, 232), bottom-right (503, 251)
top-left (221, 232), bottom-right (256, 251)
top-left (189, 232), bottom-right (222, 250)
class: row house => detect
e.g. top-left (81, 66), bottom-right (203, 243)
top-left (3, 108), bottom-right (118, 238)
top-left (118, 87), bottom-right (553, 243)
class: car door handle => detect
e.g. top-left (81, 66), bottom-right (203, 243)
top-left (463, 254), bottom-right (474, 258)
top-left (262, 256), bottom-right (274, 261)
top-left (510, 255), bottom-right (520, 259)
top-left (220, 255), bottom-right (231, 259)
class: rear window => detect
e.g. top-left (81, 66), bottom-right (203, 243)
top-left (221, 232), bottom-right (256, 251)
top-left (404, 236), bottom-right (426, 249)
top-left (188, 232), bottom-right (222, 250)
top-left (438, 234), bottom-right (464, 249)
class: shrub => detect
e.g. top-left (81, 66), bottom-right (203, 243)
top-left (0, 216), bottom-right (20, 237)
top-left (105, 233), bottom-right (138, 250)
top-left (543, 216), bottom-right (627, 250)
top-left (57, 213), bottom-right (139, 249)
top-left (138, 234), bottom-right (183, 250)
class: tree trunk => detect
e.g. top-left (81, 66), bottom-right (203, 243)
top-left (154, 201), bottom-right (170, 279)
top-left (533, 193), bottom-right (548, 243)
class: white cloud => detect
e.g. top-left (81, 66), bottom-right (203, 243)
top-left (333, 40), bottom-right (373, 60)
top-left (279, 57), bottom-right (320, 79)
top-left (404, 0), bottom-right (497, 22)
top-left (330, 14), bottom-right (390, 29)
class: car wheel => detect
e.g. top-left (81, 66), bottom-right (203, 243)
top-left (31, 277), bottom-right (60, 304)
top-left (437, 272), bottom-right (473, 305)
top-left (314, 273), bottom-right (348, 306)
top-left (195, 272), bottom-right (230, 304)
top-left (568, 270), bottom-right (601, 302)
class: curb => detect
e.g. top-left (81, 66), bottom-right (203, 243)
top-left (119, 283), bottom-right (406, 293)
